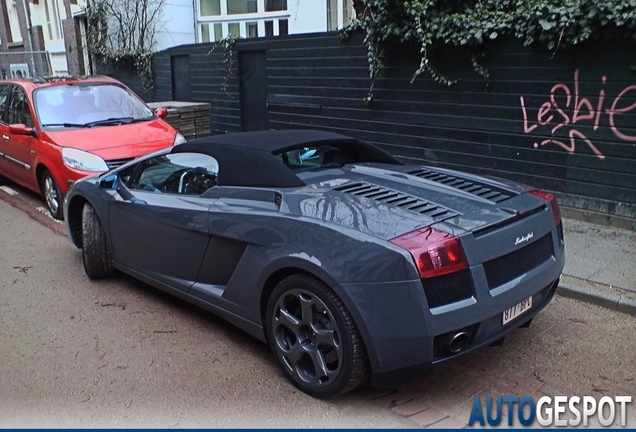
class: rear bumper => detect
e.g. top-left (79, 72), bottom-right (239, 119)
top-left (369, 278), bottom-right (559, 388)
top-left (335, 227), bottom-right (565, 388)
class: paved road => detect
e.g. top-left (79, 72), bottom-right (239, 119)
top-left (0, 185), bottom-right (634, 428)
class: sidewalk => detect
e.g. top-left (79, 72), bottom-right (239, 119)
top-left (558, 218), bottom-right (636, 316)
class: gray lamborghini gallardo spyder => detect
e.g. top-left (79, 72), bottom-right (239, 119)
top-left (64, 129), bottom-right (565, 399)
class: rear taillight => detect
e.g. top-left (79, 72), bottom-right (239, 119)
top-left (390, 226), bottom-right (468, 279)
top-left (529, 189), bottom-right (562, 225)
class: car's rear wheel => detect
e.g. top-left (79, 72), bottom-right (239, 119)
top-left (266, 274), bottom-right (369, 398)
top-left (81, 203), bottom-right (115, 279)
top-left (41, 169), bottom-right (63, 220)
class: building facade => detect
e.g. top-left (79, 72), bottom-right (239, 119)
top-left (1, 0), bottom-right (355, 79)
top-left (0, 0), bottom-right (89, 77)
top-left (157, 0), bottom-right (355, 51)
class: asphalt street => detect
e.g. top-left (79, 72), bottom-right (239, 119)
top-left (0, 185), bottom-right (634, 428)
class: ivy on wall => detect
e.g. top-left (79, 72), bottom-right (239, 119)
top-left (208, 36), bottom-right (239, 98)
top-left (350, 0), bottom-right (636, 101)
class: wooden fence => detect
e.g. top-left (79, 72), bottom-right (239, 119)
top-left (103, 32), bottom-right (636, 229)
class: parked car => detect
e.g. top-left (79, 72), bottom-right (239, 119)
top-left (0, 75), bottom-right (185, 219)
top-left (64, 129), bottom-right (565, 399)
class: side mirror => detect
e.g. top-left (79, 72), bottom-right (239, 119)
top-left (99, 173), bottom-right (146, 204)
top-left (9, 123), bottom-right (35, 137)
top-left (99, 174), bottom-right (119, 190)
top-left (155, 107), bottom-right (168, 119)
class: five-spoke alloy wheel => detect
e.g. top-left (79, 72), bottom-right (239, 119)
top-left (266, 274), bottom-right (369, 398)
top-left (41, 169), bottom-right (63, 220)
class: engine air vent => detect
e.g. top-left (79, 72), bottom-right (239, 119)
top-left (407, 168), bottom-right (512, 204)
top-left (332, 182), bottom-right (459, 221)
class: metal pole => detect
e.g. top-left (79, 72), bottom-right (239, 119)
top-left (20, 0), bottom-right (37, 76)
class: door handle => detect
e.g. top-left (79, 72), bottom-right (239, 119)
top-left (1, 135), bottom-right (8, 140)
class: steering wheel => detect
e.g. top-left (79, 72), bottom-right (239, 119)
top-left (181, 167), bottom-right (218, 194)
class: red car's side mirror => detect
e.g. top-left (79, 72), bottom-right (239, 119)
top-left (155, 107), bottom-right (168, 119)
top-left (9, 124), bottom-right (35, 136)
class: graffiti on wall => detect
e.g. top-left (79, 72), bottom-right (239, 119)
top-left (520, 69), bottom-right (636, 160)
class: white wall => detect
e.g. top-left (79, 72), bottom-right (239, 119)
top-left (288, 0), bottom-right (328, 34)
top-left (155, 0), bottom-right (196, 51)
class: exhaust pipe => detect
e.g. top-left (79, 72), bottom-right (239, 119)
top-left (443, 331), bottom-right (470, 354)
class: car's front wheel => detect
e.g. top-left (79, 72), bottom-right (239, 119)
top-left (81, 203), bottom-right (115, 279)
top-left (266, 274), bottom-right (369, 398)
top-left (41, 169), bottom-right (63, 220)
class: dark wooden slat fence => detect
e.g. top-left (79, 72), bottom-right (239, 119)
top-left (101, 32), bottom-right (636, 229)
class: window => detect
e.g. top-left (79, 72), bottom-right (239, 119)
top-left (279, 19), bottom-right (288, 35)
top-left (34, 84), bottom-right (154, 127)
top-left (327, 0), bottom-right (338, 31)
top-left (43, 0), bottom-right (62, 40)
top-left (327, 0), bottom-right (352, 31)
top-left (265, 0), bottom-right (286, 12)
top-left (276, 145), bottom-right (354, 172)
top-left (247, 22), bottom-right (258, 38)
top-left (7, 87), bottom-right (34, 127)
top-left (121, 153), bottom-right (219, 195)
top-left (264, 20), bottom-right (273, 37)
top-left (200, 0), bottom-right (221, 15)
top-left (227, 0), bottom-right (257, 14)
top-left (201, 23), bottom-right (224, 43)
top-left (0, 86), bottom-right (9, 123)
top-left (4, 0), bottom-right (23, 43)
top-left (198, 0), bottom-right (289, 41)
top-left (228, 23), bottom-right (240, 37)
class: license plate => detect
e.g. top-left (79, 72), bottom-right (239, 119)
top-left (502, 296), bottom-right (533, 325)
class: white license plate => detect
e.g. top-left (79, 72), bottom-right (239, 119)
top-left (502, 296), bottom-right (533, 325)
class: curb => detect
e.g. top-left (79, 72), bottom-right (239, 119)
top-left (557, 274), bottom-right (636, 317)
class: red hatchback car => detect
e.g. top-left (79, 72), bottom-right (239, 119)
top-left (0, 75), bottom-right (185, 219)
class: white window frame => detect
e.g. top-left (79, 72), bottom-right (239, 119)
top-left (5, 0), bottom-right (23, 43)
top-left (43, 0), bottom-right (63, 42)
top-left (327, 0), bottom-right (353, 31)
top-left (197, 0), bottom-right (290, 42)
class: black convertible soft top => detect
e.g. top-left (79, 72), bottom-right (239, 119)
top-left (171, 129), bottom-right (402, 188)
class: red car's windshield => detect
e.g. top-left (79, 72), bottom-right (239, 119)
top-left (34, 83), bottom-right (155, 128)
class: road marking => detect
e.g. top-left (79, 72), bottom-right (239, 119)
top-left (36, 206), bottom-right (64, 225)
top-left (0, 185), bottom-right (18, 195)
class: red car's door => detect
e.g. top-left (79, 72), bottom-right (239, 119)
top-left (3, 85), bottom-right (39, 190)
top-left (0, 84), bottom-right (12, 179)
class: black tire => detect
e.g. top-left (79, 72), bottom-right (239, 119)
top-left (266, 274), bottom-right (370, 399)
top-left (41, 169), bottom-right (63, 220)
top-left (81, 203), bottom-right (115, 279)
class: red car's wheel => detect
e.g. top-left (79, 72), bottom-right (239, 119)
top-left (41, 169), bottom-right (63, 220)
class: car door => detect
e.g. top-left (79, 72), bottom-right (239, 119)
top-left (3, 85), bottom-right (38, 189)
top-left (107, 152), bottom-right (220, 292)
top-left (0, 85), bottom-right (12, 178)
top-left (186, 186), bottom-right (281, 315)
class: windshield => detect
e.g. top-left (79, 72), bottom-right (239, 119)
top-left (34, 83), bottom-right (154, 128)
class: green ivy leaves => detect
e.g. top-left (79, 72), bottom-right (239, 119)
top-left (351, 0), bottom-right (636, 102)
